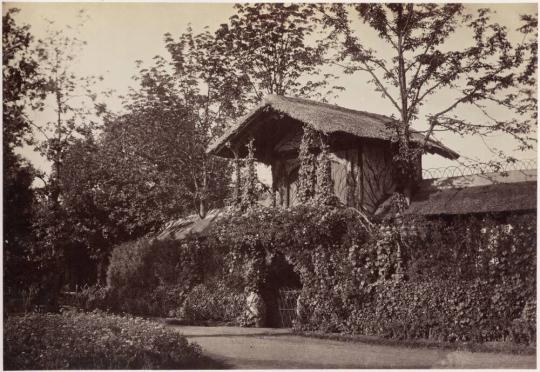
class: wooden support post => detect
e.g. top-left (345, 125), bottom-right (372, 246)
top-left (231, 146), bottom-right (242, 207)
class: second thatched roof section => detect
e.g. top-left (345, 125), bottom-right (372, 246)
top-left (406, 181), bottom-right (537, 216)
top-left (207, 95), bottom-right (459, 160)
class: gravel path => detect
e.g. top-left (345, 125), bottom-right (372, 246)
top-left (168, 325), bottom-right (536, 369)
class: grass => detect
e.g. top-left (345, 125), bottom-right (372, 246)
top-left (294, 330), bottom-right (536, 356)
top-left (4, 310), bottom-right (227, 370)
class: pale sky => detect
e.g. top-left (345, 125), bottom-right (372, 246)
top-left (4, 2), bottom-right (538, 184)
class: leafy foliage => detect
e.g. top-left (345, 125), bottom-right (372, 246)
top-left (57, 136), bottom-right (115, 283)
top-left (178, 282), bottom-right (246, 324)
top-left (240, 138), bottom-right (258, 210)
top-left (120, 52), bottom-right (232, 219)
top-left (3, 8), bottom-right (45, 151)
top-left (32, 11), bottom-right (105, 204)
top-left (53, 51), bottom-right (233, 285)
top-left (105, 238), bottom-right (204, 316)
top-left (204, 206), bottom-right (535, 342)
top-left (76, 204), bottom-right (535, 345)
top-left (164, 27), bottom-right (246, 128)
top-left (398, 214), bottom-right (536, 283)
top-left (73, 234), bottom-right (246, 322)
top-left (215, 3), bottom-right (342, 103)
top-left (207, 204), bottom-right (376, 328)
top-left (315, 134), bottom-right (337, 205)
top-left (3, 8), bottom-right (52, 312)
top-left (4, 310), bottom-right (221, 369)
top-left (347, 278), bottom-right (535, 344)
top-left (318, 4), bottom-right (537, 174)
top-left (3, 150), bottom-right (38, 308)
top-left (297, 126), bottom-right (318, 203)
top-left (336, 214), bottom-right (535, 343)
top-left (22, 12), bottom-right (111, 296)
top-left (71, 285), bottom-right (109, 312)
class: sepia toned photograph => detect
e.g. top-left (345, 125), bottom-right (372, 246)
top-left (3, 1), bottom-right (537, 369)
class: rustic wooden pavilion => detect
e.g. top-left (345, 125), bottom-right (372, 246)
top-left (158, 95), bottom-right (536, 240)
top-left (156, 95), bottom-right (536, 328)
top-left (208, 94), bottom-right (459, 214)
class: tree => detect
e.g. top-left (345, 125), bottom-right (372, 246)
top-left (164, 5), bottom-right (345, 206)
top-left (3, 151), bottom-right (38, 303)
top-left (33, 11), bottom-right (104, 204)
top-left (2, 8), bottom-right (43, 306)
top-left (115, 56), bottom-right (231, 219)
top-left (53, 48), bottom-right (234, 283)
top-left (165, 29), bottom-right (240, 216)
top-left (3, 8), bottom-right (45, 152)
top-left (215, 3), bottom-right (343, 104)
top-left (318, 4), bottom-right (537, 182)
top-left (58, 134), bottom-right (114, 284)
top-left (28, 11), bottom-right (108, 293)
top-left (165, 28), bottom-right (248, 131)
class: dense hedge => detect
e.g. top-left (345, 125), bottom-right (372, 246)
top-left (204, 205), bottom-right (536, 344)
top-left (398, 214), bottom-right (536, 283)
top-left (177, 281), bottom-right (246, 324)
top-left (104, 238), bottom-right (204, 316)
top-left (207, 205), bottom-right (381, 329)
top-left (79, 204), bottom-right (536, 345)
top-left (345, 278), bottom-right (535, 344)
top-left (4, 310), bottom-right (221, 369)
top-left (75, 235), bottom-right (245, 321)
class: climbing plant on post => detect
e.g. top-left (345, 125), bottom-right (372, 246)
top-left (232, 151), bottom-right (242, 207)
top-left (240, 138), bottom-right (258, 210)
top-left (315, 133), bottom-right (334, 205)
top-left (297, 125), bottom-right (318, 203)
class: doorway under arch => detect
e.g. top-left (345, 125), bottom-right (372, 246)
top-left (261, 253), bottom-right (302, 328)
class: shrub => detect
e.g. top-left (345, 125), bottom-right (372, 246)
top-left (3, 310), bottom-right (221, 369)
top-left (177, 282), bottom-right (246, 324)
top-left (105, 238), bottom-right (204, 316)
top-left (72, 285), bottom-right (110, 312)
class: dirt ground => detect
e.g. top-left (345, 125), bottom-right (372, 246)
top-left (167, 325), bottom-right (536, 369)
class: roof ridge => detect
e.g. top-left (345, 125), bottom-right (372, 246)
top-left (266, 94), bottom-right (397, 123)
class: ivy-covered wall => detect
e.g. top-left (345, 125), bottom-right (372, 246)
top-left (203, 205), bottom-right (536, 344)
top-left (81, 203), bottom-right (535, 345)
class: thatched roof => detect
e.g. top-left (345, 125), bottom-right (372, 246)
top-left (156, 209), bottom-right (225, 241)
top-left (406, 181), bottom-right (537, 216)
top-left (208, 95), bottom-right (459, 160)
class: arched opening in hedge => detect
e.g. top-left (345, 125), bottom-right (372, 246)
top-left (261, 252), bottom-right (302, 327)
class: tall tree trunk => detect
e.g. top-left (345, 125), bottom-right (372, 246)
top-left (395, 5), bottom-right (416, 197)
top-left (396, 5), bottom-right (411, 166)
